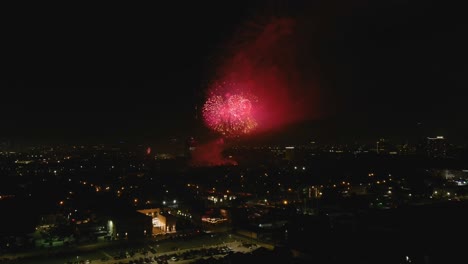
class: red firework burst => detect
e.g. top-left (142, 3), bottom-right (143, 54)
top-left (202, 93), bottom-right (257, 137)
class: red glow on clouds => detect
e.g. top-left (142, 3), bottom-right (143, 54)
top-left (189, 138), bottom-right (237, 167)
top-left (196, 16), bottom-right (320, 167)
top-left (203, 17), bottom-right (319, 136)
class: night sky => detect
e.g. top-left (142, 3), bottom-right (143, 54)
top-left (3, 0), bottom-right (468, 146)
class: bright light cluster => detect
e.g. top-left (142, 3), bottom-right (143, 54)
top-left (202, 93), bottom-right (257, 137)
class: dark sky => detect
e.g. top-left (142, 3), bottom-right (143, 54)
top-left (3, 0), bottom-right (468, 146)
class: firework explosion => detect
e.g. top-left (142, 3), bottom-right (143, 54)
top-left (200, 16), bottom-right (319, 139)
top-left (202, 92), bottom-right (257, 137)
top-left (194, 7), bottom-right (322, 167)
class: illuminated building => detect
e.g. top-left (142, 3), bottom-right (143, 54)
top-left (137, 208), bottom-right (177, 234)
top-left (426, 136), bottom-right (447, 158)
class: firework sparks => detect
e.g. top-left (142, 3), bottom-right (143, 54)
top-left (202, 92), bottom-right (257, 137)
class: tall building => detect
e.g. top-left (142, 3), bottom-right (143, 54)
top-left (375, 138), bottom-right (398, 155)
top-left (284, 146), bottom-right (295, 161)
top-left (376, 138), bottom-right (387, 154)
top-left (185, 137), bottom-right (197, 159)
top-left (426, 136), bottom-right (447, 158)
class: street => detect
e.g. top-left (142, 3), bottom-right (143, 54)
top-left (12, 232), bottom-right (272, 264)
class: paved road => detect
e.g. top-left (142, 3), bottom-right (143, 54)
top-left (7, 232), bottom-right (272, 264)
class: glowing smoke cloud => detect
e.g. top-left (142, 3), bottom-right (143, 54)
top-left (204, 17), bottom-right (319, 136)
top-left (189, 138), bottom-right (237, 167)
top-left (196, 16), bottom-right (319, 166)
